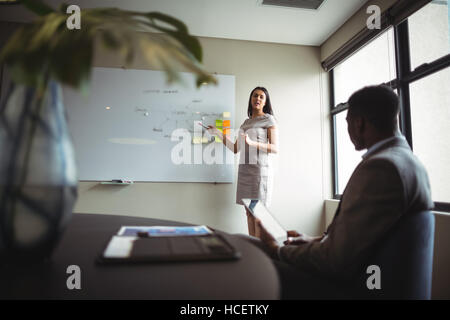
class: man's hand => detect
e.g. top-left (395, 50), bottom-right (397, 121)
top-left (284, 231), bottom-right (324, 245)
top-left (254, 219), bottom-right (279, 259)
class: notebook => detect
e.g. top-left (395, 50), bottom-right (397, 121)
top-left (97, 225), bottom-right (240, 264)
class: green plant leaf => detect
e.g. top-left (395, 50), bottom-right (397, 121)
top-left (59, 3), bottom-right (70, 13)
top-left (171, 49), bottom-right (217, 87)
top-left (50, 27), bottom-right (94, 88)
top-left (100, 29), bottom-right (121, 50)
top-left (20, 0), bottom-right (55, 16)
top-left (145, 12), bottom-right (189, 34)
top-left (1, 7), bottom-right (215, 90)
top-left (148, 25), bottom-right (203, 62)
top-left (142, 12), bottom-right (202, 62)
top-left (0, 26), bottom-right (27, 63)
top-left (29, 13), bottom-right (66, 50)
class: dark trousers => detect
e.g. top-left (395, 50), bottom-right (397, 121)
top-left (237, 234), bottom-right (351, 299)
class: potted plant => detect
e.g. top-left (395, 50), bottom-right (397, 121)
top-left (0, 0), bottom-right (216, 263)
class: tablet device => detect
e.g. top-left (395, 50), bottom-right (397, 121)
top-left (242, 199), bottom-right (287, 244)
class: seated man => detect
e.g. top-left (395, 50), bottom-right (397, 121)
top-left (252, 85), bottom-right (433, 299)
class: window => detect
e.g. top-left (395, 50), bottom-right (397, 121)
top-left (333, 28), bottom-right (396, 104)
top-left (408, 1), bottom-right (450, 71)
top-left (334, 111), bottom-right (364, 194)
top-left (331, 28), bottom-right (396, 196)
top-left (330, 1), bottom-right (450, 211)
top-left (410, 66), bottom-right (450, 203)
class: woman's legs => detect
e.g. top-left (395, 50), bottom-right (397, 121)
top-left (246, 200), bottom-right (259, 236)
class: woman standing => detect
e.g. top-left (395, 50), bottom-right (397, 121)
top-left (208, 87), bottom-right (278, 236)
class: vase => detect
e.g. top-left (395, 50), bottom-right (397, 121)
top-left (0, 81), bottom-right (78, 263)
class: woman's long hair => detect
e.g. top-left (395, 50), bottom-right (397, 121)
top-left (247, 87), bottom-right (274, 118)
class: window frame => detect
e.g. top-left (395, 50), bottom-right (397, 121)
top-left (329, 17), bottom-right (450, 212)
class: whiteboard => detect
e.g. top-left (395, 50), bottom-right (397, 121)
top-left (64, 67), bottom-right (235, 182)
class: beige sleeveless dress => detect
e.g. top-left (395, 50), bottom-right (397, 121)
top-left (236, 114), bottom-right (277, 207)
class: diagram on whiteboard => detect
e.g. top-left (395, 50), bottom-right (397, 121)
top-left (64, 67), bottom-right (235, 183)
top-left (133, 102), bottom-right (224, 140)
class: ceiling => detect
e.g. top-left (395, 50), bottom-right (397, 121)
top-left (0, 0), bottom-right (369, 46)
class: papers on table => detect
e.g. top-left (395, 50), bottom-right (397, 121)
top-left (98, 224), bottom-right (242, 263)
top-left (103, 226), bottom-right (213, 259)
top-left (103, 236), bottom-right (136, 258)
top-left (117, 225), bottom-right (213, 237)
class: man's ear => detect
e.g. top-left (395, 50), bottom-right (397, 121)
top-left (354, 115), bottom-right (365, 133)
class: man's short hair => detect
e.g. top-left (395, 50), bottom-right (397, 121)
top-left (347, 85), bottom-right (399, 132)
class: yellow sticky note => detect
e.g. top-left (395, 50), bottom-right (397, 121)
top-left (215, 128), bottom-right (223, 143)
top-left (192, 137), bottom-right (203, 144)
top-left (223, 112), bottom-right (231, 118)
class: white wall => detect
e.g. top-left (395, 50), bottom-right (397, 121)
top-left (73, 36), bottom-right (331, 236)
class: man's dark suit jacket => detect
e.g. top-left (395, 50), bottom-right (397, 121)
top-left (279, 135), bottom-right (433, 280)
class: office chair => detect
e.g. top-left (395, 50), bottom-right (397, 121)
top-left (351, 210), bottom-right (435, 299)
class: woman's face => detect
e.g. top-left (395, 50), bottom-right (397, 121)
top-left (251, 89), bottom-right (266, 112)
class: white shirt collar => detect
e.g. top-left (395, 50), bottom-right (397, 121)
top-left (362, 132), bottom-right (404, 159)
